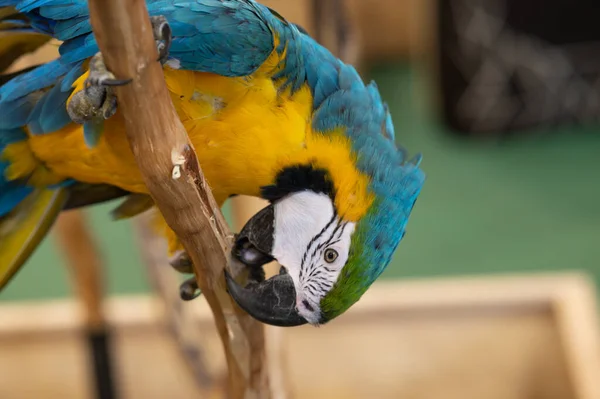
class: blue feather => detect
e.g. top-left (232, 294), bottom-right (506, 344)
top-left (83, 119), bottom-right (103, 148)
top-left (0, 185), bottom-right (33, 217)
top-left (0, 59), bottom-right (71, 103)
top-left (24, 81), bottom-right (72, 135)
top-left (58, 34), bottom-right (97, 63)
top-left (0, 127), bottom-right (25, 147)
top-left (0, 127), bottom-right (32, 217)
top-left (24, 89), bottom-right (45, 135)
top-left (53, 15), bottom-right (90, 40)
top-left (4, 0), bottom-right (278, 79)
top-left (60, 61), bottom-right (84, 91)
top-left (39, 81), bottom-right (73, 132)
top-left (39, 4), bottom-right (89, 20)
top-left (0, 95), bottom-right (35, 130)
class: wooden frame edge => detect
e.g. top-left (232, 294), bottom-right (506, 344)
top-left (1, 272), bottom-right (598, 398)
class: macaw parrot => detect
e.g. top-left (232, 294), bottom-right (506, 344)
top-left (0, 0), bottom-right (425, 327)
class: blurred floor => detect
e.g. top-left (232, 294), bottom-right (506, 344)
top-left (1, 276), bottom-right (588, 399)
top-left (1, 62), bottom-right (599, 302)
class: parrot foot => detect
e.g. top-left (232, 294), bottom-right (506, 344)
top-left (67, 15), bottom-right (171, 125)
top-left (180, 277), bottom-right (202, 301)
top-left (67, 52), bottom-right (127, 125)
top-left (169, 250), bottom-right (194, 274)
top-left (170, 251), bottom-right (203, 301)
top-left (150, 15), bottom-right (172, 65)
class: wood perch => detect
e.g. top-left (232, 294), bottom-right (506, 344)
top-left (86, 0), bottom-right (273, 397)
top-left (54, 210), bottom-right (118, 399)
top-left (132, 211), bottom-right (216, 391)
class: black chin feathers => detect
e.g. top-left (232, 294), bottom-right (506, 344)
top-left (261, 164), bottom-right (335, 202)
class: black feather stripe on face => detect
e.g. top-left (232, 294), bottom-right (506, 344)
top-left (260, 164), bottom-right (335, 202)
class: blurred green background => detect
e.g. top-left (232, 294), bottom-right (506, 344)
top-left (2, 63), bottom-right (599, 302)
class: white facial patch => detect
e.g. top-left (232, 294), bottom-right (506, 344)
top-left (272, 191), bottom-right (356, 324)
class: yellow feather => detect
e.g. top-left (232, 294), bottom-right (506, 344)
top-left (21, 51), bottom-right (373, 253)
top-left (2, 141), bottom-right (66, 186)
top-left (68, 70), bottom-right (89, 102)
top-left (2, 141), bottom-right (36, 179)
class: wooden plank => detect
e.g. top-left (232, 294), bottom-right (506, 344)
top-left (1, 272), bottom-right (597, 399)
top-left (0, 272), bottom-right (597, 333)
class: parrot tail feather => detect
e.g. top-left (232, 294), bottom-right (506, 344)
top-left (0, 178), bottom-right (139, 290)
top-left (0, 186), bottom-right (67, 289)
top-left (0, 123), bottom-right (69, 289)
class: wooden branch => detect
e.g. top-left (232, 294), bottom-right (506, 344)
top-left (54, 210), bottom-right (118, 399)
top-left (132, 212), bottom-right (216, 391)
top-left (86, 0), bottom-right (272, 397)
top-left (230, 196), bottom-right (293, 399)
top-left (54, 211), bottom-right (105, 331)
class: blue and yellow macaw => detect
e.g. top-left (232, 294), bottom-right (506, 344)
top-left (0, 0), bottom-right (425, 327)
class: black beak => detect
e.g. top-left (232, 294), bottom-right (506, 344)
top-left (226, 204), bottom-right (308, 327)
top-left (225, 268), bottom-right (307, 327)
top-left (233, 204), bottom-right (275, 270)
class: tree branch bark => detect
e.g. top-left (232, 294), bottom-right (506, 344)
top-left (86, 0), bottom-right (272, 397)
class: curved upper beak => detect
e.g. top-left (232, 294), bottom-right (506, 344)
top-left (226, 204), bottom-right (308, 327)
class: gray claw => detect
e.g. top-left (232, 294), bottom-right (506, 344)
top-left (68, 16), bottom-right (171, 125)
top-left (150, 15), bottom-right (171, 64)
top-left (85, 52), bottom-right (129, 88)
top-left (82, 84), bottom-right (107, 110)
top-left (101, 93), bottom-right (118, 120)
top-left (100, 78), bottom-right (133, 87)
top-left (68, 52), bottom-right (122, 125)
top-left (67, 85), bottom-right (117, 125)
top-left (169, 250), bottom-right (194, 274)
top-left (180, 277), bottom-right (202, 301)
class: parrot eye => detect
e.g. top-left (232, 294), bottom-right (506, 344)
top-left (324, 248), bottom-right (338, 263)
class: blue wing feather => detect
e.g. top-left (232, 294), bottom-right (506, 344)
top-left (0, 0), bottom-right (279, 109)
top-left (37, 79), bottom-right (73, 133)
top-left (58, 34), bottom-right (97, 63)
top-left (0, 95), bottom-right (36, 130)
top-left (38, 3), bottom-right (88, 19)
top-left (23, 77), bottom-right (74, 135)
top-left (4, 0), bottom-right (276, 77)
top-left (0, 59), bottom-right (72, 103)
top-left (60, 61), bottom-right (85, 91)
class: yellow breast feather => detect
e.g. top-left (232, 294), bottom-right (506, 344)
top-left (25, 52), bottom-right (373, 221)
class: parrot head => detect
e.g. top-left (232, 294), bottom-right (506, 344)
top-left (225, 79), bottom-right (426, 327)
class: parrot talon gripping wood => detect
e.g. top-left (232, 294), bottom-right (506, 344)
top-left (67, 52), bottom-right (124, 126)
top-left (169, 249), bottom-right (194, 274)
top-left (179, 277), bottom-right (202, 301)
top-left (150, 15), bottom-right (172, 64)
top-left (67, 15), bottom-right (172, 127)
